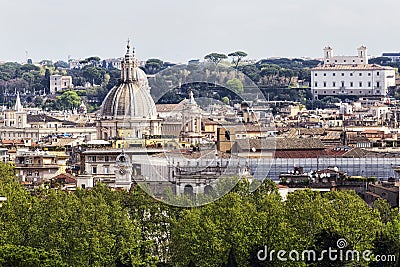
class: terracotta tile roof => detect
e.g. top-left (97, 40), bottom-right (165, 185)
top-left (156, 99), bottom-right (190, 113)
top-left (50, 138), bottom-right (77, 147)
top-left (234, 138), bottom-right (325, 151)
top-left (51, 173), bottom-right (76, 182)
top-left (276, 138), bottom-right (325, 150)
top-left (156, 104), bottom-right (181, 113)
top-left (153, 150), bottom-right (238, 159)
top-left (284, 128), bottom-right (327, 137)
top-left (320, 131), bottom-right (342, 140)
top-left (324, 146), bottom-right (350, 156)
top-left (313, 64), bottom-right (394, 71)
top-left (342, 148), bottom-right (373, 158)
top-left (274, 150), bottom-right (326, 158)
top-left (27, 114), bottom-right (62, 123)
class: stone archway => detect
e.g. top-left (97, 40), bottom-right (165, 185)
top-left (184, 184), bottom-right (194, 195)
top-left (204, 185), bottom-right (213, 195)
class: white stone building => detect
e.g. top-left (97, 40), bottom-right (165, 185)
top-left (311, 46), bottom-right (396, 99)
top-left (50, 75), bottom-right (73, 94)
top-left (0, 93), bottom-right (96, 142)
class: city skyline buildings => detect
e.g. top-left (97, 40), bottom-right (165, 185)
top-left (1, 0), bottom-right (400, 63)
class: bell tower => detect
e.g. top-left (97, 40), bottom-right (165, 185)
top-left (114, 151), bottom-right (132, 191)
top-left (180, 91), bottom-right (203, 145)
top-left (323, 46), bottom-right (333, 64)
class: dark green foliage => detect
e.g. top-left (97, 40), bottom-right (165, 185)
top-left (0, 244), bottom-right (67, 267)
top-left (204, 53), bottom-right (228, 65)
top-left (0, 162), bottom-right (399, 266)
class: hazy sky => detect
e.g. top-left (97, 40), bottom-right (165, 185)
top-left (1, 0), bottom-right (399, 63)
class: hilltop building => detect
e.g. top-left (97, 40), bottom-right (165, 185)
top-left (50, 75), bottom-right (73, 94)
top-left (311, 46), bottom-right (396, 99)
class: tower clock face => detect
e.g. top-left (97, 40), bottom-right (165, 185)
top-left (119, 168), bottom-right (126, 175)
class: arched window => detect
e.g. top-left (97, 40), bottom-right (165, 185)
top-left (184, 184), bottom-right (194, 195)
top-left (204, 185), bottom-right (213, 195)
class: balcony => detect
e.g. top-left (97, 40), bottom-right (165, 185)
top-left (15, 163), bottom-right (59, 169)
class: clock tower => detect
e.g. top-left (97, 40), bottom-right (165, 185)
top-left (115, 151), bottom-right (132, 191)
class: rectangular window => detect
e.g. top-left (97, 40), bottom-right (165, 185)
top-left (350, 82), bottom-right (353, 87)
top-left (323, 82), bottom-right (327, 87)
top-left (315, 82), bottom-right (318, 87)
top-left (341, 73), bottom-right (344, 76)
top-left (377, 72), bottom-right (380, 76)
top-left (350, 73), bottom-right (353, 76)
top-left (92, 166), bottom-right (97, 174)
top-left (368, 82), bottom-right (371, 87)
top-left (341, 81), bottom-right (345, 87)
top-left (359, 73), bottom-right (362, 76)
top-left (359, 82), bottom-right (363, 87)
top-left (104, 166), bottom-right (109, 174)
top-left (333, 73), bottom-right (336, 76)
top-left (333, 82), bottom-right (336, 87)
top-left (377, 82), bottom-right (380, 88)
top-left (105, 156), bottom-right (109, 162)
top-left (91, 156), bottom-right (96, 162)
top-left (368, 73), bottom-right (371, 76)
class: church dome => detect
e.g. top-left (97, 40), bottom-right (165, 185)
top-left (99, 42), bottom-right (157, 119)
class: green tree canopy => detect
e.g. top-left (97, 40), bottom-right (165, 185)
top-left (226, 78), bottom-right (244, 94)
top-left (55, 90), bottom-right (81, 110)
top-left (145, 58), bottom-right (164, 74)
top-left (204, 53), bottom-right (228, 65)
top-left (228, 51), bottom-right (248, 69)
